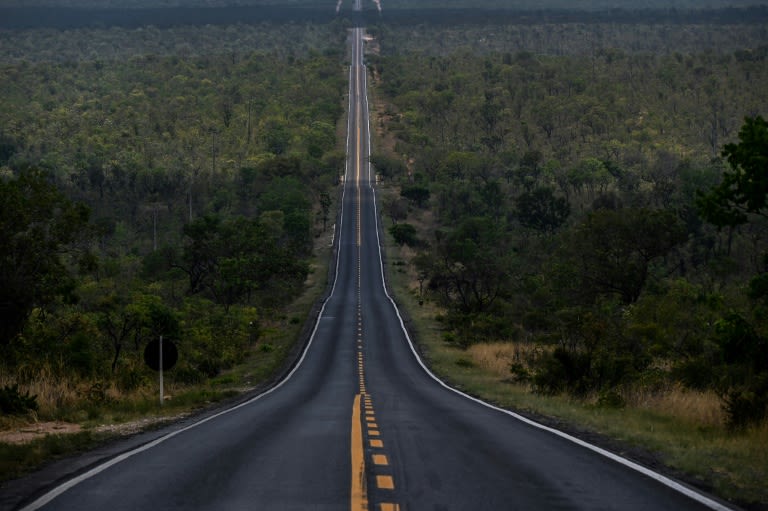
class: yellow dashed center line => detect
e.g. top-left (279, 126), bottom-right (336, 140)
top-left (372, 454), bottom-right (389, 466)
top-left (350, 393), bottom-right (367, 510)
top-left (376, 475), bottom-right (395, 490)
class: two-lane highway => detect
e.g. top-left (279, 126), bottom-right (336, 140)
top-left (15, 21), bottom-right (735, 511)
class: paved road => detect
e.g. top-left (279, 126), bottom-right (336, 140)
top-left (14, 23), bottom-right (735, 511)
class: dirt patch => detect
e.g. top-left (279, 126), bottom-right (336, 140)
top-left (0, 422), bottom-right (82, 444)
top-left (92, 415), bottom-right (189, 436)
top-left (0, 414), bottom-right (192, 445)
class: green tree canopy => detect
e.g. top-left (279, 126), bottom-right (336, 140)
top-left (421, 216), bottom-right (512, 313)
top-left (697, 116), bottom-right (768, 227)
top-left (175, 214), bottom-right (308, 308)
top-left (565, 208), bottom-right (685, 304)
top-left (514, 186), bottom-right (570, 233)
top-left (0, 168), bottom-right (90, 345)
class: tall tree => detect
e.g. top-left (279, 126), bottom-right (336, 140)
top-left (0, 168), bottom-right (90, 346)
top-left (421, 217), bottom-right (512, 313)
top-left (697, 116), bottom-right (768, 227)
top-left (566, 208), bottom-right (685, 304)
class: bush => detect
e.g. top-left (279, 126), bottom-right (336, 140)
top-left (721, 375), bottom-right (768, 431)
top-left (172, 365), bottom-right (205, 385)
top-left (509, 362), bottom-right (531, 383)
top-left (532, 345), bottom-right (639, 397)
top-left (197, 358), bottom-right (221, 378)
top-left (532, 347), bottom-right (592, 396)
top-left (672, 357), bottom-right (718, 391)
top-left (455, 357), bottom-right (474, 368)
top-left (0, 384), bottom-right (38, 414)
top-left (389, 223), bottom-right (418, 247)
top-left (597, 390), bottom-right (626, 409)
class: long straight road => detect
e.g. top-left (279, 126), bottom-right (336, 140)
top-left (15, 20), bottom-right (735, 511)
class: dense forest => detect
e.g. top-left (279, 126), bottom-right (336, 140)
top-left (0, 22), bottom-right (347, 424)
top-left (368, 21), bottom-right (768, 432)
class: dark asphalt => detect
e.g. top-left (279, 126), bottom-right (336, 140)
top-left (5, 23), bottom-right (737, 511)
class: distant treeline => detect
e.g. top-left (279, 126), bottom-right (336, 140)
top-left (0, 6), bottom-right (338, 29)
top-left (374, 6), bottom-right (768, 26)
top-left (1, 5), bottom-right (767, 29)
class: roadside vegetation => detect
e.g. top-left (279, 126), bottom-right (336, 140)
top-left (369, 18), bottom-right (768, 509)
top-left (0, 21), bottom-right (346, 481)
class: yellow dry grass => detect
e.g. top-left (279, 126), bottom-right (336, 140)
top-left (1, 364), bottom-right (81, 418)
top-left (465, 341), bottom-right (726, 428)
top-left (626, 384), bottom-right (725, 428)
top-left (467, 341), bottom-right (544, 377)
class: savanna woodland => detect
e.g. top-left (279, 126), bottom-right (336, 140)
top-left (1, 0), bottom-right (768, 508)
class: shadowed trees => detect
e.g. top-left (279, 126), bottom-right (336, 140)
top-left (173, 214), bottom-right (308, 309)
top-left (0, 168), bottom-right (91, 346)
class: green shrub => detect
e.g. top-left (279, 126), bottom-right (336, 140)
top-left (509, 362), bottom-right (531, 383)
top-left (0, 385), bottom-right (38, 414)
top-left (672, 357), bottom-right (718, 390)
top-left (172, 365), bottom-right (205, 385)
top-left (532, 347), bottom-right (591, 395)
top-left (597, 390), bottom-right (626, 409)
top-left (455, 358), bottom-right (474, 368)
top-left (721, 375), bottom-right (768, 431)
top-left (389, 223), bottom-right (418, 247)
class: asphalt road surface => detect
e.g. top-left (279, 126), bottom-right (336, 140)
top-left (13, 22), bottom-right (736, 511)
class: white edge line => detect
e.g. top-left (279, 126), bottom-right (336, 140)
top-left (19, 39), bottom-right (361, 511)
top-left (360, 55), bottom-right (736, 511)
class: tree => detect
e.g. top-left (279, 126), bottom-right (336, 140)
top-left (696, 116), bottom-right (768, 428)
top-left (711, 314), bottom-right (768, 430)
top-left (566, 208), bottom-right (685, 304)
top-left (515, 186), bottom-right (570, 233)
top-left (389, 223), bottom-right (418, 247)
top-left (382, 196), bottom-right (408, 225)
top-left (697, 116), bottom-right (768, 227)
top-left (0, 168), bottom-right (90, 346)
top-left (261, 117), bottom-right (292, 155)
top-left (421, 217), bottom-right (512, 313)
top-left (369, 153), bottom-right (406, 181)
top-left (400, 184), bottom-right (431, 208)
top-left (259, 176), bottom-right (312, 255)
top-left (97, 292), bottom-right (140, 373)
top-left (319, 192), bottom-right (332, 232)
top-left (175, 214), bottom-right (308, 309)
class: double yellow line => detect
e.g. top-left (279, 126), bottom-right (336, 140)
top-left (351, 393), bottom-right (367, 508)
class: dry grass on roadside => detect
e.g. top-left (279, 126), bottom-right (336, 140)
top-left (466, 341), bottom-right (546, 378)
top-left (1, 364), bottom-right (81, 418)
top-left (465, 341), bottom-right (726, 428)
top-left (626, 384), bottom-right (725, 429)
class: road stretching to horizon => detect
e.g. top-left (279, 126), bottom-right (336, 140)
top-left (12, 7), bottom-right (737, 511)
